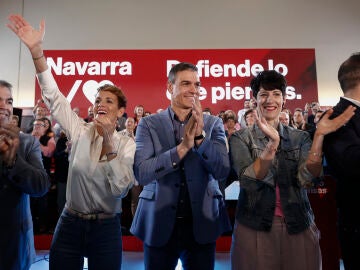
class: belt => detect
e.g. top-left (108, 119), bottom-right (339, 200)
top-left (65, 207), bottom-right (116, 220)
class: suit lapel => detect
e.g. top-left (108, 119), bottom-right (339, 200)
top-left (158, 108), bottom-right (177, 148)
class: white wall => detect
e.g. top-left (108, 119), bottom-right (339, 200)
top-left (1, 0), bottom-right (360, 108)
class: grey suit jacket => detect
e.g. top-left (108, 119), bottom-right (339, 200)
top-left (0, 132), bottom-right (49, 270)
top-left (130, 108), bottom-right (231, 246)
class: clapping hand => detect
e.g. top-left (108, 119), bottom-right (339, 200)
top-left (0, 124), bottom-right (20, 167)
top-left (254, 111), bottom-right (280, 146)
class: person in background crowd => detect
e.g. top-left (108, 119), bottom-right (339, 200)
top-left (134, 105), bottom-right (145, 126)
top-left (313, 110), bottom-right (325, 125)
top-left (130, 62), bottom-right (231, 270)
top-left (116, 112), bottom-right (127, 132)
top-left (237, 99), bottom-right (251, 128)
top-left (229, 70), bottom-right (355, 270)
top-left (31, 117), bottom-right (56, 175)
top-left (224, 112), bottom-right (238, 139)
top-left (26, 98), bottom-right (49, 133)
top-left (323, 52), bottom-right (360, 270)
top-left (244, 108), bottom-right (256, 127)
top-left (279, 111), bottom-right (290, 126)
top-left (224, 110), bottom-right (241, 132)
top-left (8, 14), bottom-right (136, 270)
top-left (0, 80), bottom-right (49, 270)
top-left (118, 117), bottom-right (135, 139)
top-left (119, 117), bottom-right (142, 217)
top-left (84, 105), bottom-right (94, 123)
top-left (203, 107), bottom-right (212, 115)
top-left (10, 114), bottom-right (20, 127)
top-left (293, 108), bottom-right (306, 129)
top-left (249, 98), bottom-right (257, 110)
top-left (53, 129), bottom-right (70, 214)
top-left (304, 101), bottom-right (321, 125)
top-left (31, 117), bottom-right (56, 233)
top-left (217, 110), bottom-right (226, 123)
top-left (282, 107), bottom-right (296, 128)
top-left (40, 117), bottom-right (56, 172)
top-left (293, 108), bottom-right (315, 135)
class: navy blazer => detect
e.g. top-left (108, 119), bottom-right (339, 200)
top-left (130, 108), bottom-right (231, 247)
top-left (323, 97), bottom-right (360, 227)
top-left (0, 133), bottom-right (50, 270)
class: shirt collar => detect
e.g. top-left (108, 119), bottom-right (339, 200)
top-left (168, 106), bottom-right (192, 123)
top-left (342, 96), bottom-right (360, 107)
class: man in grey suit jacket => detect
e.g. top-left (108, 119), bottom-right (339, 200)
top-left (130, 62), bottom-right (231, 270)
top-left (0, 80), bottom-right (49, 270)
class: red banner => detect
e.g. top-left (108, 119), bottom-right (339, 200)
top-left (36, 49), bottom-right (317, 118)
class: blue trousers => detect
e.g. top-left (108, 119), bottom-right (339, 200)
top-left (49, 209), bottom-right (122, 270)
top-left (144, 218), bottom-right (216, 270)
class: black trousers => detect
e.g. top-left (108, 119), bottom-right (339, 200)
top-left (143, 218), bottom-right (216, 270)
top-left (339, 223), bottom-right (360, 270)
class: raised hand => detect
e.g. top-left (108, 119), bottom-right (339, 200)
top-left (7, 14), bottom-right (45, 51)
top-left (316, 105), bottom-right (356, 136)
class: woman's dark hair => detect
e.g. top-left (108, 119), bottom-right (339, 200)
top-left (250, 70), bottom-right (287, 98)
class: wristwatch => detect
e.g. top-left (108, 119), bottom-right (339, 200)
top-left (194, 130), bottom-right (206, 140)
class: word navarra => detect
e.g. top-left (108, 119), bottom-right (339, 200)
top-left (167, 59), bottom-right (289, 78)
top-left (48, 57), bottom-right (133, 75)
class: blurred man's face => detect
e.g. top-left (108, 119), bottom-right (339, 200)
top-left (32, 120), bottom-right (46, 137)
top-left (10, 117), bottom-right (18, 126)
top-left (88, 106), bottom-right (94, 117)
top-left (35, 106), bottom-right (46, 118)
top-left (244, 100), bottom-right (250, 109)
top-left (249, 98), bottom-right (257, 109)
top-left (279, 112), bottom-right (290, 126)
top-left (0, 86), bottom-right (13, 127)
top-left (311, 102), bottom-right (320, 114)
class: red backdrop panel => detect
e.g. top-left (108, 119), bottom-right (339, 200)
top-left (35, 49), bottom-right (318, 118)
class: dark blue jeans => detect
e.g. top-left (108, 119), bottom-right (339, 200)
top-left (49, 209), bottom-right (122, 270)
top-left (144, 218), bottom-right (216, 270)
